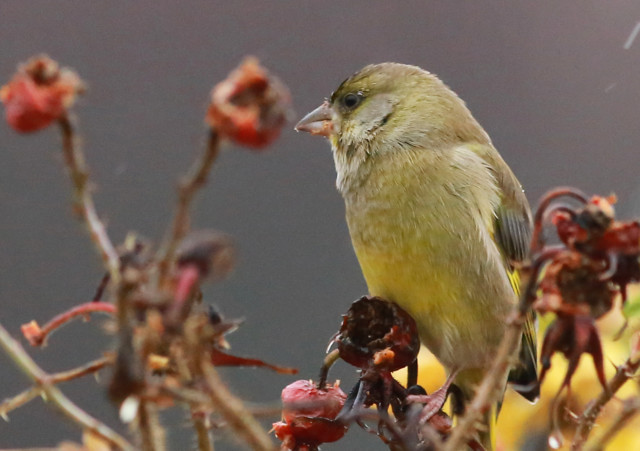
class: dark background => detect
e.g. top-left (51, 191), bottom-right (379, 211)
top-left (1, 2), bottom-right (639, 449)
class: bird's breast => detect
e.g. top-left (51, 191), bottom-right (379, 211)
top-left (342, 148), bottom-right (514, 370)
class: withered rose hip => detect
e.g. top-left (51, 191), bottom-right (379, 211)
top-left (1, 55), bottom-right (83, 133)
top-left (273, 379), bottom-right (347, 449)
top-left (336, 296), bottom-right (420, 371)
top-left (206, 57), bottom-right (291, 149)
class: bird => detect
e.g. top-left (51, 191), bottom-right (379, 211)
top-left (295, 62), bottom-right (538, 449)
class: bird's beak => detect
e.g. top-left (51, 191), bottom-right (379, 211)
top-left (294, 101), bottom-right (334, 137)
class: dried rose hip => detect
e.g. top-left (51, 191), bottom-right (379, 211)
top-left (336, 296), bottom-right (420, 371)
top-left (206, 57), bottom-right (291, 149)
top-left (1, 55), bottom-right (83, 133)
top-left (273, 379), bottom-right (347, 449)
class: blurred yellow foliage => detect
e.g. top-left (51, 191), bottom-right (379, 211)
top-left (396, 286), bottom-right (640, 451)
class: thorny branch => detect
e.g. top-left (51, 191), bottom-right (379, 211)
top-left (442, 315), bottom-right (525, 451)
top-left (571, 355), bottom-right (640, 449)
top-left (192, 409), bottom-right (215, 451)
top-left (583, 397), bottom-right (640, 451)
top-left (442, 247), bottom-right (554, 451)
top-left (0, 356), bottom-right (112, 419)
top-left (201, 357), bottom-right (276, 451)
top-left (1, 55), bottom-right (294, 451)
top-left (157, 128), bottom-right (221, 285)
top-left (0, 323), bottom-right (133, 450)
top-left (58, 115), bottom-right (120, 283)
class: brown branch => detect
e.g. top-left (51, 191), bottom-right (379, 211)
top-left (192, 409), bottom-right (215, 451)
top-left (57, 116), bottom-right (120, 281)
top-left (49, 356), bottom-right (112, 383)
top-left (157, 128), bottom-right (221, 284)
top-left (0, 385), bottom-right (41, 421)
top-left (442, 315), bottom-right (525, 451)
top-left (570, 356), bottom-right (640, 449)
top-left (0, 323), bottom-right (134, 450)
top-left (200, 357), bottom-right (276, 451)
top-left (583, 397), bottom-right (640, 451)
top-left (442, 249), bottom-right (557, 451)
top-left (22, 301), bottom-right (116, 346)
top-left (137, 399), bottom-right (164, 451)
top-left (0, 356), bottom-right (112, 419)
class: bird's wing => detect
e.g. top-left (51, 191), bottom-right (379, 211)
top-left (469, 143), bottom-right (540, 402)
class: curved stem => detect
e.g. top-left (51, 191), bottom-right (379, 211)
top-left (530, 187), bottom-right (589, 253)
top-left (22, 301), bottom-right (116, 346)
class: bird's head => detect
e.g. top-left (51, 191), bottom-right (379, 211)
top-left (295, 63), bottom-right (488, 167)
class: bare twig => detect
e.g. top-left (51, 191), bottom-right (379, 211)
top-left (49, 356), bottom-right (112, 383)
top-left (192, 409), bottom-right (215, 451)
top-left (583, 397), bottom-right (640, 451)
top-left (442, 248), bottom-right (560, 451)
top-left (22, 301), bottom-right (116, 346)
top-left (442, 316), bottom-right (525, 451)
top-left (137, 399), bottom-right (165, 451)
top-left (0, 356), bottom-right (112, 419)
top-left (0, 386), bottom-right (41, 421)
top-left (157, 128), bottom-right (221, 284)
top-left (200, 357), bottom-right (276, 451)
top-left (0, 323), bottom-right (134, 450)
top-left (57, 116), bottom-right (120, 282)
top-left (571, 356), bottom-right (640, 449)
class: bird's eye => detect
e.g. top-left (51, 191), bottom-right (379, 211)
top-left (342, 92), bottom-right (362, 110)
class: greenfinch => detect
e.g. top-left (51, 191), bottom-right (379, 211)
top-left (296, 63), bottom-right (538, 449)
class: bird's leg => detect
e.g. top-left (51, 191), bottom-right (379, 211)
top-left (406, 369), bottom-right (460, 424)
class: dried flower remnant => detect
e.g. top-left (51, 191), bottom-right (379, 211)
top-left (335, 296), bottom-right (420, 373)
top-left (527, 189), bottom-right (640, 394)
top-left (273, 379), bottom-right (348, 450)
top-left (1, 54), bottom-right (301, 451)
top-left (205, 305), bottom-right (297, 374)
top-left (206, 56), bottom-right (291, 148)
top-left (167, 230), bottom-right (236, 323)
top-left (538, 314), bottom-right (606, 389)
top-left (176, 230), bottom-right (236, 283)
top-left (1, 55), bottom-right (84, 133)
top-left (313, 296), bottom-right (456, 449)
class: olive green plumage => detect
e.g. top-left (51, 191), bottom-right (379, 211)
top-left (297, 62), bottom-right (538, 449)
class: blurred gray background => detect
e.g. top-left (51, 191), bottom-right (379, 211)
top-left (1, 1), bottom-right (639, 449)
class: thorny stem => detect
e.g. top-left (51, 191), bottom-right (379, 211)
top-left (58, 116), bottom-right (120, 283)
top-left (157, 128), bottom-right (221, 284)
top-left (0, 323), bottom-right (134, 450)
top-left (200, 357), bottom-right (276, 451)
top-left (23, 301), bottom-right (116, 346)
top-left (442, 315), bottom-right (525, 451)
top-left (583, 398), bottom-right (640, 451)
top-left (192, 409), bottom-right (215, 451)
top-left (0, 386), bottom-right (40, 421)
top-left (0, 356), bottom-right (112, 419)
top-left (570, 356), bottom-right (640, 450)
top-left (443, 247), bottom-right (559, 451)
top-left (137, 399), bottom-right (164, 451)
